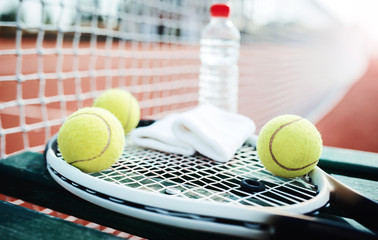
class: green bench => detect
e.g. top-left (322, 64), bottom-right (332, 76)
top-left (0, 147), bottom-right (377, 240)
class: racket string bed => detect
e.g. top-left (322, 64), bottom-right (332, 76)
top-left (88, 142), bottom-right (319, 208)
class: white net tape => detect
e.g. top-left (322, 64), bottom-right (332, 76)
top-left (0, 0), bottom-right (369, 158)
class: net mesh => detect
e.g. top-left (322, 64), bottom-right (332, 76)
top-left (0, 0), bottom-right (368, 159)
top-left (0, 0), bottom-right (208, 158)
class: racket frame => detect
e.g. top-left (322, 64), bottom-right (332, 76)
top-left (45, 135), bottom-right (331, 238)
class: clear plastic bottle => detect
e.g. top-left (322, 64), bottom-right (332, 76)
top-left (198, 3), bottom-right (240, 113)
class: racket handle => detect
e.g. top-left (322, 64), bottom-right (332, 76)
top-left (271, 214), bottom-right (377, 240)
top-left (325, 173), bottom-right (378, 233)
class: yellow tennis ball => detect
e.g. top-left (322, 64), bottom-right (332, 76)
top-left (93, 88), bottom-right (140, 134)
top-left (57, 107), bottom-right (125, 173)
top-left (256, 114), bottom-right (322, 178)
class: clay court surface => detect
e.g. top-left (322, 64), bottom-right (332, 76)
top-left (316, 57), bottom-right (378, 153)
top-left (1, 36), bottom-right (378, 155)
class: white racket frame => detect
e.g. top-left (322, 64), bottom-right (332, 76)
top-left (45, 136), bottom-right (330, 239)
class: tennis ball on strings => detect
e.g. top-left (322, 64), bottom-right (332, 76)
top-left (58, 107), bottom-right (125, 173)
top-left (93, 88), bottom-right (140, 134)
top-left (256, 115), bottom-right (322, 178)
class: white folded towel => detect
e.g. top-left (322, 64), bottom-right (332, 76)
top-left (130, 113), bottom-right (195, 156)
top-left (130, 104), bottom-right (256, 162)
top-left (172, 104), bottom-right (256, 162)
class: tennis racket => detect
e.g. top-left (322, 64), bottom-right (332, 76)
top-left (44, 120), bottom-right (378, 240)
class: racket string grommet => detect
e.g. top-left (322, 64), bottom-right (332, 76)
top-left (240, 179), bottom-right (266, 193)
top-left (165, 187), bottom-right (181, 195)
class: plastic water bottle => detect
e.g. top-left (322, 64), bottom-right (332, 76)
top-left (198, 3), bottom-right (240, 113)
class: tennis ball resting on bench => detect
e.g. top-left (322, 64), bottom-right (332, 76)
top-left (256, 114), bottom-right (322, 178)
top-left (58, 107), bottom-right (125, 173)
top-left (93, 88), bottom-right (140, 134)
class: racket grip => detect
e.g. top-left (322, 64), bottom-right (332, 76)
top-left (325, 173), bottom-right (378, 233)
top-left (271, 214), bottom-right (377, 240)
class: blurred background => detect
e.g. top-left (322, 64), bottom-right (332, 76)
top-left (310, 0), bottom-right (378, 153)
top-left (0, 0), bottom-right (377, 155)
top-left (0, 0), bottom-right (377, 238)
top-left (1, 0), bottom-right (377, 158)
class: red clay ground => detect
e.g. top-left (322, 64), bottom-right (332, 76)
top-left (316, 58), bottom-right (378, 153)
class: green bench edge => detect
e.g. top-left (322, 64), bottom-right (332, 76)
top-left (0, 200), bottom-right (122, 240)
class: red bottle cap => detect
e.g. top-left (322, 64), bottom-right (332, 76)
top-left (210, 3), bottom-right (230, 18)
